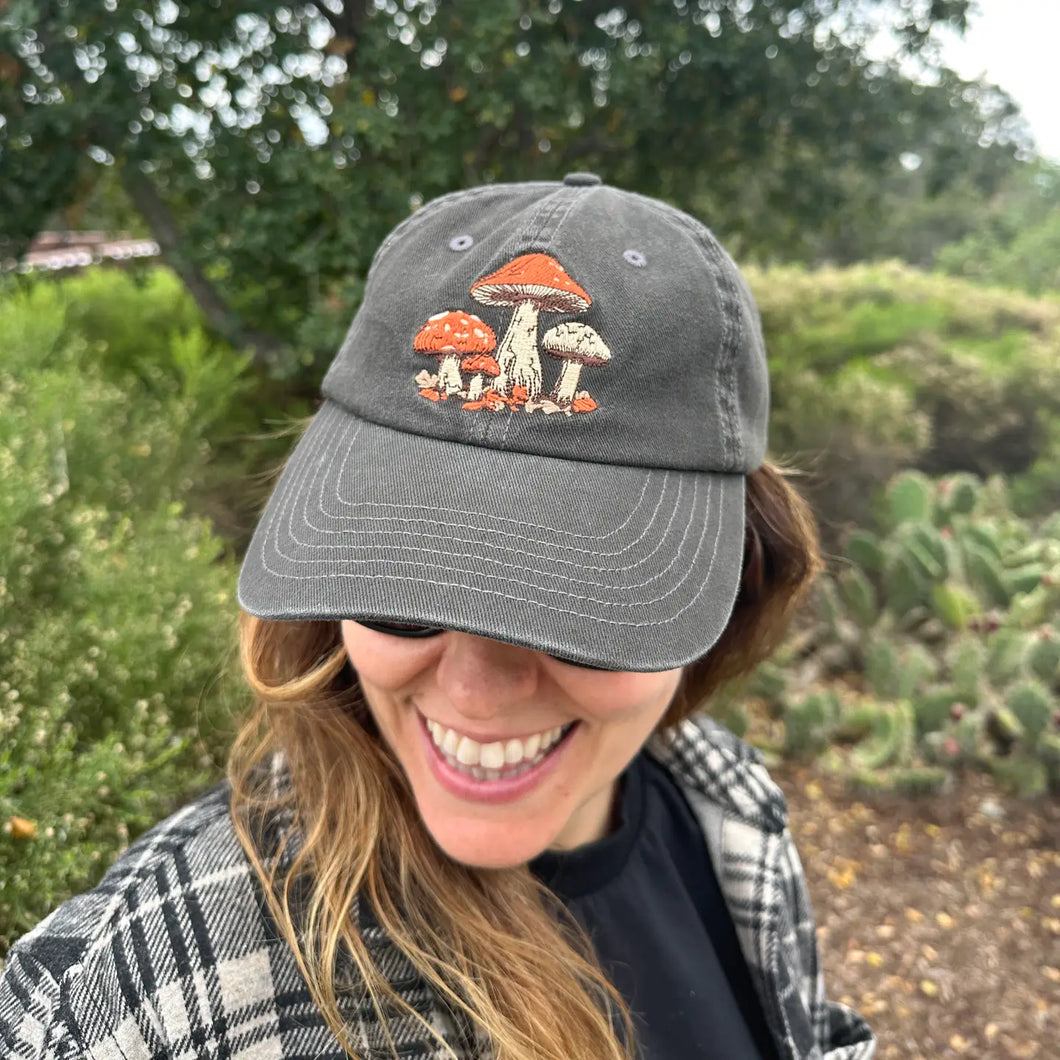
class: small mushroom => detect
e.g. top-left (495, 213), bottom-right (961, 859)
top-left (540, 322), bottom-right (611, 410)
top-left (460, 352), bottom-right (500, 401)
top-left (413, 310), bottom-right (496, 397)
top-left (470, 253), bottom-right (590, 401)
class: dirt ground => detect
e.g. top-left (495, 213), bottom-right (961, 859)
top-left (773, 765), bottom-right (1059, 1059)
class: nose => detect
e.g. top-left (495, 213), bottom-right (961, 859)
top-left (432, 632), bottom-right (541, 721)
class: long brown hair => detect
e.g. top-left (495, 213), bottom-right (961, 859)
top-left (228, 462), bottom-right (821, 1059)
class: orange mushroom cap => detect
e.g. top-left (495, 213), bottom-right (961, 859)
top-left (413, 310), bottom-right (496, 354)
top-left (460, 352), bottom-right (500, 375)
top-left (470, 253), bottom-right (590, 313)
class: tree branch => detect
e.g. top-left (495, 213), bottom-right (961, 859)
top-left (119, 167), bottom-right (282, 367)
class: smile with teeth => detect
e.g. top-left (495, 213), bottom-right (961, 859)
top-left (425, 717), bottom-right (576, 781)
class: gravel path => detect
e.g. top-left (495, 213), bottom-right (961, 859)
top-left (775, 766), bottom-right (1059, 1059)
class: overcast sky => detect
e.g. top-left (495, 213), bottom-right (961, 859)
top-left (935, 0), bottom-right (1060, 161)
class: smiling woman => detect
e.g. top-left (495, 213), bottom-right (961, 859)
top-left (0, 177), bottom-right (876, 1060)
top-left (341, 620), bottom-right (683, 862)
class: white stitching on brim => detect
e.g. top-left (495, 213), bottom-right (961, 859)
top-left (298, 413), bottom-right (689, 576)
top-left (323, 418), bottom-right (672, 563)
top-left (300, 406), bottom-right (660, 544)
top-left (284, 411), bottom-right (706, 591)
top-left (253, 414), bottom-right (733, 627)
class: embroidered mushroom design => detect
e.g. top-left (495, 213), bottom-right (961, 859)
top-left (413, 311), bottom-right (496, 400)
top-left (539, 322), bottom-right (610, 413)
top-left (411, 253), bottom-right (609, 416)
top-left (470, 253), bottom-right (590, 402)
top-left (461, 352), bottom-right (500, 402)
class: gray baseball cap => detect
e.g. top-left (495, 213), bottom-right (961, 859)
top-left (238, 174), bottom-right (769, 671)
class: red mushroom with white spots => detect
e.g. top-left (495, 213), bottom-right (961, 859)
top-left (470, 253), bottom-right (590, 402)
top-left (540, 321), bottom-right (611, 411)
top-left (413, 311), bottom-right (496, 398)
top-left (461, 352), bottom-right (500, 401)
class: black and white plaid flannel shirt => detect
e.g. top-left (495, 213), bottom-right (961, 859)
top-left (1, 716), bottom-right (876, 1058)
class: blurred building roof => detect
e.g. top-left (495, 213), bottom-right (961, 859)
top-left (3, 232), bottom-right (160, 274)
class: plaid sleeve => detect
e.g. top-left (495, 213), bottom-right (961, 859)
top-left (0, 786), bottom-right (291, 1060)
top-left (0, 949), bottom-right (82, 1059)
top-left (780, 831), bottom-right (877, 1059)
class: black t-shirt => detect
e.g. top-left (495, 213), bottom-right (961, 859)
top-left (529, 752), bottom-right (780, 1060)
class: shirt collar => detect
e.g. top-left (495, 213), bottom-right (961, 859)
top-left (646, 715), bottom-right (788, 835)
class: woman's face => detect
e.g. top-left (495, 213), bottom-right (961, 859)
top-left (341, 622), bottom-right (683, 869)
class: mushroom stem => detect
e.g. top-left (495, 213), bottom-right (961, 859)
top-left (437, 354), bottom-right (464, 395)
top-left (493, 301), bottom-right (543, 400)
top-left (551, 360), bottom-right (583, 408)
top-left (467, 373), bottom-right (485, 400)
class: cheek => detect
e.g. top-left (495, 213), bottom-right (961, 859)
top-left (340, 621), bottom-right (437, 692)
top-left (559, 668), bottom-right (683, 728)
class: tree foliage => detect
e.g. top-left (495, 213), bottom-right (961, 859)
top-left (0, 1), bottom-right (1031, 371)
top-left (934, 159), bottom-right (1060, 294)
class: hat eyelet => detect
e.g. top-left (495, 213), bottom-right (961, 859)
top-left (449, 234), bottom-right (475, 252)
top-left (622, 248), bottom-right (647, 267)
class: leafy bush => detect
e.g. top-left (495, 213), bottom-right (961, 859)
top-left (0, 280), bottom-right (244, 952)
top-left (56, 266), bottom-right (204, 382)
top-left (741, 471), bottom-right (1060, 797)
top-left (1, 266), bottom-right (304, 549)
top-left (747, 264), bottom-right (1060, 529)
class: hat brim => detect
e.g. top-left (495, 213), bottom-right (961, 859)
top-left (238, 401), bottom-right (747, 671)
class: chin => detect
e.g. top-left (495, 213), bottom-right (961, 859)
top-left (419, 811), bottom-right (555, 870)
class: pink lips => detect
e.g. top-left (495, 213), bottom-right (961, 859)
top-left (418, 712), bottom-right (578, 805)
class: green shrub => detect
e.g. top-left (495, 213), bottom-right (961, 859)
top-left (747, 263), bottom-right (1060, 528)
top-left (57, 267), bottom-right (203, 382)
top-left (0, 266), bottom-right (301, 552)
top-left (0, 281), bottom-right (244, 952)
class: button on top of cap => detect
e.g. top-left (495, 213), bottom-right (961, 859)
top-left (562, 172), bottom-right (602, 186)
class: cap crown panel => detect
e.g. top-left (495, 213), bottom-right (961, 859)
top-left (322, 182), bottom-right (766, 473)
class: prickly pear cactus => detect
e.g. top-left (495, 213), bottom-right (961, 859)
top-left (782, 689), bottom-right (841, 758)
top-left (838, 567), bottom-right (878, 630)
top-left (751, 469), bottom-right (1060, 796)
top-left (935, 473), bottom-right (979, 523)
top-left (931, 581), bottom-right (979, 631)
top-left (851, 701), bottom-right (916, 771)
top-left (1008, 680), bottom-right (1052, 740)
top-left (885, 470), bottom-right (934, 527)
top-left (1028, 627), bottom-right (1060, 684)
top-left (844, 529), bottom-right (885, 574)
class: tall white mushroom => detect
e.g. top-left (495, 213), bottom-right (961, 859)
top-left (413, 310), bottom-right (496, 397)
top-left (470, 253), bottom-right (591, 401)
top-left (540, 322), bottom-right (611, 409)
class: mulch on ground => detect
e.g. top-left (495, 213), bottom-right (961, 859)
top-left (773, 765), bottom-right (1059, 1059)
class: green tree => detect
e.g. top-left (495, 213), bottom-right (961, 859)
top-left (935, 159), bottom-right (1060, 294)
top-left (806, 69), bottom-right (1033, 267)
top-left (0, 1), bottom-right (1028, 372)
